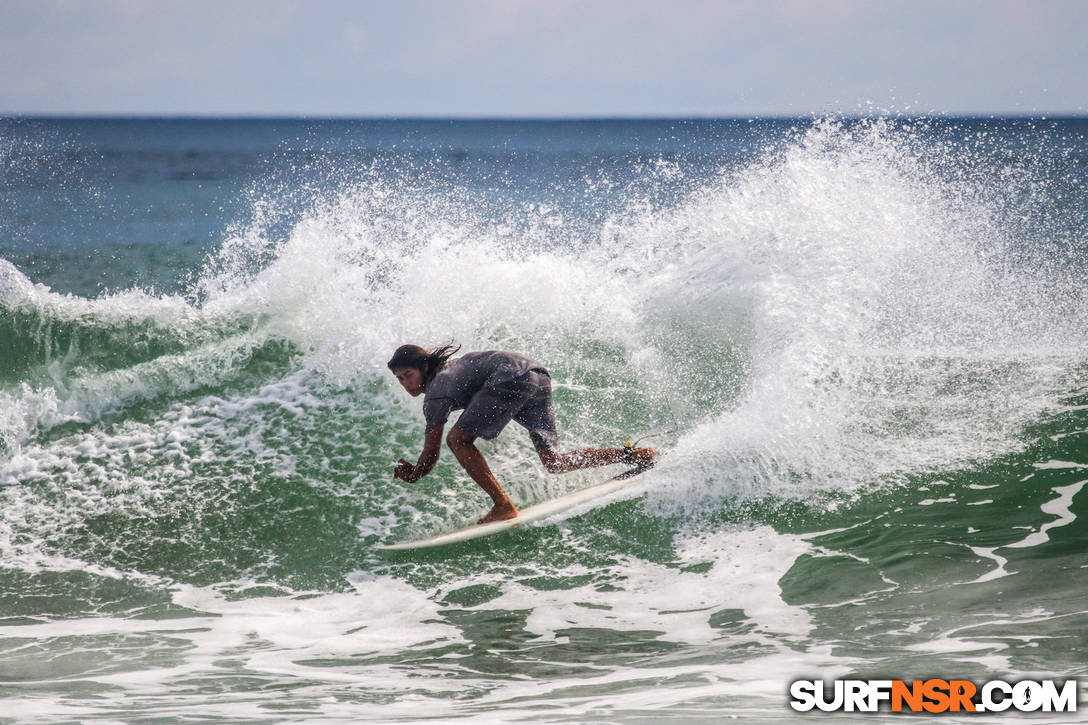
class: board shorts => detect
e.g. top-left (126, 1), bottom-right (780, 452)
top-left (452, 369), bottom-right (558, 451)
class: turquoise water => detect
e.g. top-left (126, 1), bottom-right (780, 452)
top-left (1, 117), bottom-right (1087, 722)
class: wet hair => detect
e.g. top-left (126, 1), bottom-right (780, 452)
top-left (387, 343), bottom-right (461, 388)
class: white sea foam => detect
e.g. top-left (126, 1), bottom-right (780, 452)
top-left (1003, 479), bottom-right (1087, 550)
top-left (0, 529), bottom-right (829, 723)
top-left (483, 526), bottom-right (813, 644)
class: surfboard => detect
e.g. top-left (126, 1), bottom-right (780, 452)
top-left (374, 462), bottom-right (654, 551)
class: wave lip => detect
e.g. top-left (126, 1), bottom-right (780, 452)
top-left (610, 120), bottom-right (1088, 509)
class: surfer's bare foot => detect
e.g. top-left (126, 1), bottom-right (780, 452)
top-left (630, 447), bottom-right (655, 467)
top-left (478, 500), bottom-right (518, 525)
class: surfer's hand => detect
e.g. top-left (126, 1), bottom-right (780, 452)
top-left (394, 459), bottom-right (418, 482)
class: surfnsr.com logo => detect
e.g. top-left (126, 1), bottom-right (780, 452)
top-left (789, 679), bottom-right (1077, 714)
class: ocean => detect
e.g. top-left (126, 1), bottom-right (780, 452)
top-left (1, 116), bottom-right (1086, 723)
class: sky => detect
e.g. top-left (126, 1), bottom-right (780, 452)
top-left (2, 0), bottom-right (1086, 117)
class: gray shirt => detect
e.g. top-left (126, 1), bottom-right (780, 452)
top-left (422, 351), bottom-right (545, 430)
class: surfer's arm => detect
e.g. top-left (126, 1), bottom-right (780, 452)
top-left (394, 425), bottom-right (443, 482)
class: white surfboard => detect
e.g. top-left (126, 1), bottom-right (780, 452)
top-left (374, 463), bottom-right (653, 551)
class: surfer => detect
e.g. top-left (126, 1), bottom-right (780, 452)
top-left (388, 344), bottom-right (655, 524)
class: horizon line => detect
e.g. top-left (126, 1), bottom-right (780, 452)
top-left (4, 111), bottom-right (1088, 123)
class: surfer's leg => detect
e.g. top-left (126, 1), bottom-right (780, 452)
top-left (513, 372), bottom-right (655, 473)
top-left (537, 446), bottom-right (654, 473)
top-left (446, 426), bottom-right (519, 524)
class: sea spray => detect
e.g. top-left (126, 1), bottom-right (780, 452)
top-left (597, 120), bottom-right (1088, 512)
